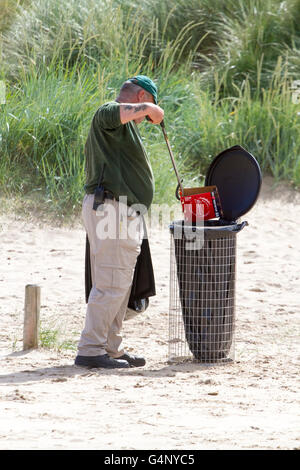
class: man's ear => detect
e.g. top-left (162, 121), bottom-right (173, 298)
top-left (137, 89), bottom-right (145, 102)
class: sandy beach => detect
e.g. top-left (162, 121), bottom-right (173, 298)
top-left (0, 176), bottom-right (299, 450)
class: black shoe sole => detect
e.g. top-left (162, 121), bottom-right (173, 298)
top-left (118, 354), bottom-right (146, 367)
top-left (75, 355), bottom-right (130, 369)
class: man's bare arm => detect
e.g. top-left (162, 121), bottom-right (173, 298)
top-left (119, 103), bottom-right (164, 124)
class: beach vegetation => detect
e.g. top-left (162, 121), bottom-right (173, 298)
top-left (0, 0), bottom-right (299, 217)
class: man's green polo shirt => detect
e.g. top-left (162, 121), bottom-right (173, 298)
top-left (84, 101), bottom-right (154, 210)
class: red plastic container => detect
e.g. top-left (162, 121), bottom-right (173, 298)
top-left (180, 186), bottom-right (223, 223)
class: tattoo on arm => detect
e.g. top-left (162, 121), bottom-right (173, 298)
top-left (124, 104), bottom-right (147, 114)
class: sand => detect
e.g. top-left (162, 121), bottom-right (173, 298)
top-left (0, 176), bottom-right (299, 450)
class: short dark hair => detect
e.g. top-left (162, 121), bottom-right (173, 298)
top-left (119, 80), bottom-right (141, 97)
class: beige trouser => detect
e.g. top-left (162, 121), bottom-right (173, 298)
top-left (77, 194), bottom-right (144, 357)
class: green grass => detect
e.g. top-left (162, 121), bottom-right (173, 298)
top-left (0, 0), bottom-right (30, 34)
top-left (175, 63), bottom-right (300, 186)
top-left (39, 325), bottom-right (77, 351)
top-left (0, 0), bottom-right (299, 218)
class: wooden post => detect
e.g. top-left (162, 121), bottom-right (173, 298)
top-left (23, 284), bottom-right (41, 350)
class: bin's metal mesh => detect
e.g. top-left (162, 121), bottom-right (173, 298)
top-left (169, 230), bottom-right (236, 363)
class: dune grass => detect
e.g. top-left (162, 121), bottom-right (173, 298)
top-left (0, 0), bottom-right (299, 218)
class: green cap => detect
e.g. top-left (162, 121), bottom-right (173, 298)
top-left (129, 75), bottom-right (158, 104)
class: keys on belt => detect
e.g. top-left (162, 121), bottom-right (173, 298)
top-left (92, 186), bottom-right (115, 211)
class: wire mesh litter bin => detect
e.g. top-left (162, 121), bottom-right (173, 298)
top-left (169, 220), bottom-right (247, 363)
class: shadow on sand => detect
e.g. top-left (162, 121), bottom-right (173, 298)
top-left (0, 349), bottom-right (229, 385)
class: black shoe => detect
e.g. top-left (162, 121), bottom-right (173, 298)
top-left (75, 353), bottom-right (129, 369)
top-left (118, 353), bottom-right (146, 367)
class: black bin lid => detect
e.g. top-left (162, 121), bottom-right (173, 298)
top-left (205, 145), bottom-right (262, 221)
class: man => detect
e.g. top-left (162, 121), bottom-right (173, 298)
top-left (75, 75), bottom-right (164, 369)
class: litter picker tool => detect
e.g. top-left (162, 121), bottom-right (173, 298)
top-left (160, 120), bottom-right (223, 222)
top-left (160, 120), bottom-right (184, 197)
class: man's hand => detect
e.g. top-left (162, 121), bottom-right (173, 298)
top-left (120, 103), bottom-right (164, 125)
top-left (145, 103), bottom-right (164, 124)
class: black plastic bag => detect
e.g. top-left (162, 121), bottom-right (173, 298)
top-left (85, 232), bottom-right (156, 313)
top-left (170, 220), bottom-right (247, 362)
